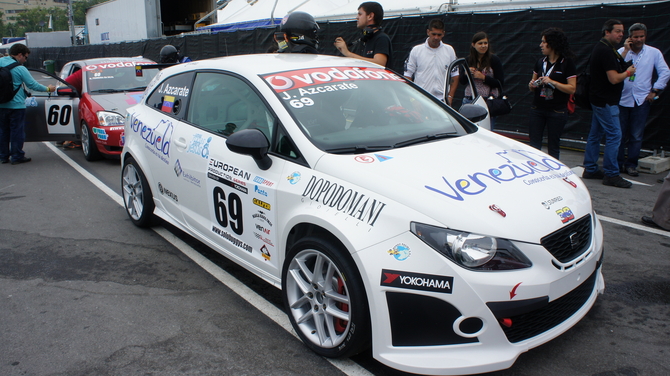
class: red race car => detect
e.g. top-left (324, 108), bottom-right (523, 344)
top-left (58, 57), bottom-right (158, 160)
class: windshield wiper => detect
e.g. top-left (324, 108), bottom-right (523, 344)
top-left (393, 133), bottom-right (457, 148)
top-left (124, 86), bottom-right (147, 92)
top-left (325, 145), bottom-right (392, 154)
top-left (90, 88), bottom-right (123, 93)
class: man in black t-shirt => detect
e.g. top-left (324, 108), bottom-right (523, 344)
top-left (334, 2), bottom-right (393, 69)
top-left (582, 19), bottom-right (636, 188)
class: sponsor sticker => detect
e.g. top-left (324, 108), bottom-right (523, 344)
top-left (425, 149), bottom-right (573, 202)
top-left (287, 171), bottom-right (301, 185)
top-left (262, 67), bottom-right (403, 93)
top-left (253, 198), bottom-right (271, 210)
top-left (187, 134), bottom-right (211, 159)
top-left (381, 269), bottom-right (453, 294)
top-left (301, 175), bottom-right (386, 227)
top-left (387, 244), bottom-right (410, 261)
top-left (354, 155), bottom-right (375, 163)
top-left (556, 206), bottom-right (575, 223)
top-left (92, 127), bottom-right (108, 140)
top-left (541, 196), bottom-right (563, 209)
top-left (158, 182), bottom-right (178, 203)
top-left (260, 244), bottom-right (271, 261)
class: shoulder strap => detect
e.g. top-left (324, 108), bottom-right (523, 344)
top-left (5, 61), bottom-right (22, 100)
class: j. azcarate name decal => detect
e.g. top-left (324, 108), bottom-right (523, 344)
top-left (425, 149), bottom-right (574, 202)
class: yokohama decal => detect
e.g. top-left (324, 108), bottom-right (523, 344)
top-left (381, 269), bottom-right (453, 294)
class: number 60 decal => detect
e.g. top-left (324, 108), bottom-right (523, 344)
top-left (47, 104), bottom-right (73, 126)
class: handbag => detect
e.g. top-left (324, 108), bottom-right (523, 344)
top-left (485, 80), bottom-right (512, 117)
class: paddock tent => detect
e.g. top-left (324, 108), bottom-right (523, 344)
top-left (201, 0), bottom-right (652, 31)
top-left (200, 0), bottom-right (351, 32)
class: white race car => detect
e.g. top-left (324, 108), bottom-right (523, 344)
top-left (121, 54), bottom-right (604, 375)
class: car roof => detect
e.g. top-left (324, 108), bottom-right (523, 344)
top-left (161, 53), bottom-right (387, 77)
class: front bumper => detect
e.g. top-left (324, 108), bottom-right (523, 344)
top-left (353, 215), bottom-right (605, 375)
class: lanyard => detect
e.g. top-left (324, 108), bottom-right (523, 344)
top-left (542, 58), bottom-right (556, 77)
top-left (630, 46), bottom-right (645, 66)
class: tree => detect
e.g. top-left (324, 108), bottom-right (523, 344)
top-left (15, 7), bottom-right (51, 34)
top-left (73, 0), bottom-right (108, 25)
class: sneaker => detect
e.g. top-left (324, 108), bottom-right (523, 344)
top-left (625, 167), bottom-right (639, 177)
top-left (602, 175), bottom-right (632, 188)
top-left (582, 169), bottom-right (604, 179)
top-left (1, 159), bottom-right (8, 164)
top-left (11, 156), bottom-right (32, 165)
top-left (62, 141), bottom-right (81, 149)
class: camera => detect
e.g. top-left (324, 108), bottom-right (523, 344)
top-left (533, 79), bottom-right (555, 89)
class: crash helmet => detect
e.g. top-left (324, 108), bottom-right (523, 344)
top-left (159, 44), bottom-right (179, 63)
top-left (280, 11), bottom-right (319, 48)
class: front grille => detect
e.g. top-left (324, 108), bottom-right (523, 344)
top-left (497, 268), bottom-right (597, 343)
top-left (541, 214), bottom-right (592, 263)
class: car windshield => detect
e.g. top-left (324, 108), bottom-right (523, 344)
top-left (85, 62), bottom-right (158, 93)
top-left (261, 66), bottom-right (468, 153)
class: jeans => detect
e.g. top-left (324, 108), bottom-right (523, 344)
top-left (583, 104), bottom-right (621, 177)
top-left (463, 96), bottom-right (496, 131)
top-left (528, 107), bottom-right (568, 160)
top-left (0, 108), bottom-right (27, 162)
top-left (618, 101), bottom-right (651, 169)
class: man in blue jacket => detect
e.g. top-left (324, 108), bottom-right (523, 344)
top-left (0, 44), bottom-right (55, 165)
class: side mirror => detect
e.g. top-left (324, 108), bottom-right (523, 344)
top-left (56, 86), bottom-right (78, 97)
top-left (459, 104), bottom-right (489, 123)
top-left (226, 128), bottom-right (273, 170)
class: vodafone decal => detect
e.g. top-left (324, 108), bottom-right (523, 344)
top-left (263, 67), bottom-right (403, 92)
top-left (85, 61), bottom-right (155, 71)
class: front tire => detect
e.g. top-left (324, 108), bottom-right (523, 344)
top-left (282, 236), bottom-right (371, 358)
top-left (81, 122), bottom-right (102, 161)
top-left (122, 157), bottom-right (155, 227)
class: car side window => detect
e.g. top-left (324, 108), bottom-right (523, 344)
top-left (187, 72), bottom-right (274, 141)
top-left (273, 124), bottom-right (302, 161)
top-left (145, 72), bottom-right (194, 121)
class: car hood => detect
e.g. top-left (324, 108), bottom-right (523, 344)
top-left (90, 92), bottom-right (145, 114)
top-left (312, 131), bottom-right (592, 244)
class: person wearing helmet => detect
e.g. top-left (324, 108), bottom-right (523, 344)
top-left (159, 45), bottom-right (192, 64)
top-left (274, 12), bottom-right (319, 54)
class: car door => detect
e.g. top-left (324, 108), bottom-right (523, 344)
top-left (24, 68), bottom-right (80, 142)
top-left (174, 70), bottom-right (287, 275)
top-left (139, 70), bottom-right (196, 225)
top-left (446, 58), bottom-right (491, 130)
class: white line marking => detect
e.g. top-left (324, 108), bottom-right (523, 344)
top-left (44, 142), bottom-right (124, 206)
top-left (598, 214), bottom-right (670, 237)
top-left (43, 142), bottom-right (373, 376)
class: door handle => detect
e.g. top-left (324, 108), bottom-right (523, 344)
top-left (174, 137), bottom-right (187, 149)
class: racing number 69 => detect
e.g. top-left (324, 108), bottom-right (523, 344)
top-left (47, 104), bottom-right (73, 126)
top-left (213, 187), bottom-right (244, 235)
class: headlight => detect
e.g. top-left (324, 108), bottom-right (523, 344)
top-left (97, 111), bottom-right (125, 126)
top-left (411, 222), bottom-right (532, 271)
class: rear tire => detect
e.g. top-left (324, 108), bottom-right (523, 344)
top-left (121, 157), bottom-right (155, 227)
top-left (282, 236), bottom-right (371, 358)
top-left (81, 122), bottom-right (102, 161)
